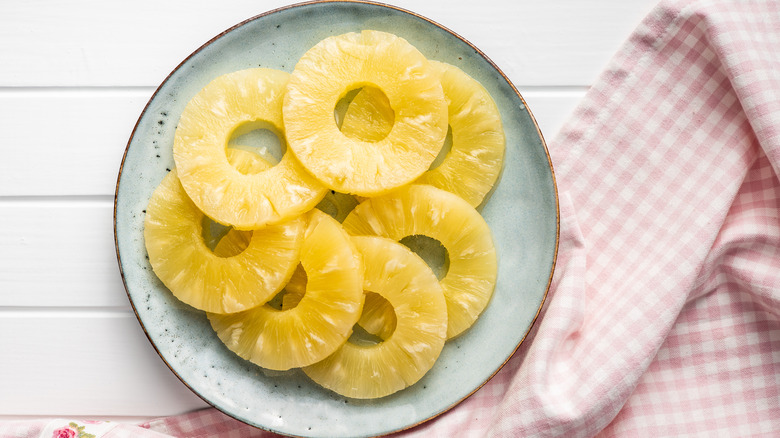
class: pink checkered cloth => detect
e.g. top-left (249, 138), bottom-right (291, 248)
top-left (4, 0), bottom-right (779, 437)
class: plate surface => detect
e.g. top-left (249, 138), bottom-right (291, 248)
top-left (114, 1), bottom-right (559, 437)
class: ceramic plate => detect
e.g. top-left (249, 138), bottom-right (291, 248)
top-left (114, 1), bottom-right (559, 437)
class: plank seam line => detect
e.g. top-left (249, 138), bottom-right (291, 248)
top-left (0, 86), bottom-right (157, 93)
top-left (0, 195), bottom-right (115, 204)
top-left (0, 307), bottom-right (134, 317)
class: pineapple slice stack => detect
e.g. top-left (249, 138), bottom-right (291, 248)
top-left (144, 149), bottom-right (305, 314)
top-left (173, 68), bottom-right (328, 230)
top-left (342, 184), bottom-right (497, 340)
top-left (303, 236), bottom-right (448, 399)
top-left (144, 30), bottom-right (506, 399)
top-left (208, 209), bottom-right (364, 371)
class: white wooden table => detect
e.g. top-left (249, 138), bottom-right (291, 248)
top-left (0, 0), bottom-right (657, 424)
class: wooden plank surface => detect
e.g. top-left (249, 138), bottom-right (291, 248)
top-left (0, 311), bottom-right (208, 416)
top-left (0, 89), bottom-right (149, 196)
top-left (0, 200), bottom-right (128, 308)
top-left (0, 0), bottom-right (656, 87)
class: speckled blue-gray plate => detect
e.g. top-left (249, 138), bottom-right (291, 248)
top-left (114, 1), bottom-right (558, 437)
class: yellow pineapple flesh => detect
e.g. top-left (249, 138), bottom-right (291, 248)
top-left (207, 209), bottom-right (364, 371)
top-left (275, 261), bottom-right (395, 339)
top-left (143, 166), bottom-right (305, 314)
top-left (173, 68), bottom-right (328, 230)
top-left (303, 236), bottom-right (447, 399)
top-left (283, 30), bottom-right (448, 196)
top-left (342, 184), bottom-right (497, 339)
top-left (204, 148), bottom-right (274, 256)
top-left (341, 60), bottom-right (505, 207)
top-left (277, 264), bottom-right (396, 340)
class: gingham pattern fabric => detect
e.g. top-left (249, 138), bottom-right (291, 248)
top-left (2, 0), bottom-right (778, 436)
top-left (401, 0), bottom-right (780, 435)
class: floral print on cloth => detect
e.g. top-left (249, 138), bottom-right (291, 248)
top-left (41, 420), bottom-right (115, 438)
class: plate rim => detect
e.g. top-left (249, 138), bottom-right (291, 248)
top-left (113, 0), bottom-right (560, 435)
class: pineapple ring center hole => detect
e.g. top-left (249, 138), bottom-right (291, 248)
top-left (350, 292), bottom-right (397, 346)
top-left (266, 264), bottom-right (307, 311)
top-left (228, 120), bottom-right (286, 167)
top-left (202, 217), bottom-right (251, 258)
top-left (315, 190), bottom-right (360, 223)
top-left (334, 85), bottom-right (395, 142)
top-left (399, 235), bottom-right (450, 281)
top-left (429, 125), bottom-right (453, 171)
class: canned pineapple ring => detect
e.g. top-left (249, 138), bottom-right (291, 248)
top-left (173, 68), bottom-right (327, 230)
top-left (143, 149), bottom-right (306, 314)
top-left (283, 30), bottom-right (448, 197)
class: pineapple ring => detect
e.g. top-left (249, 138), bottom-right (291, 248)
top-left (283, 30), bottom-right (448, 197)
top-left (143, 149), bottom-right (306, 315)
top-left (303, 235), bottom-right (447, 399)
top-left (342, 184), bottom-right (497, 339)
top-left (341, 60), bottom-right (506, 207)
top-left (208, 209), bottom-right (365, 371)
top-left (173, 67), bottom-right (328, 230)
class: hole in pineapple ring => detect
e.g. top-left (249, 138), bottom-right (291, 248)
top-left (351, 291), bottom-right (397, 345)
top-left (265, 263), bottom-right (307, 310)
top-left (227, 120), bottom-right (286, 167)
top-left (265, 289), bottom-right (289, 310)
top-left (333, 88), bottom-right (361, 129)
top-left (429, 125), bottom-right (453, 171)
top-left (399, 235), bottom-right (450, 280)
top-left (315, 190), bottom-right (360, 223)
top-left (349, 321), bottom-right (385, 346)
top-left (202, 217), bottom-right (252, 258)
top-left (334, 85), bottom-right (395, 143)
